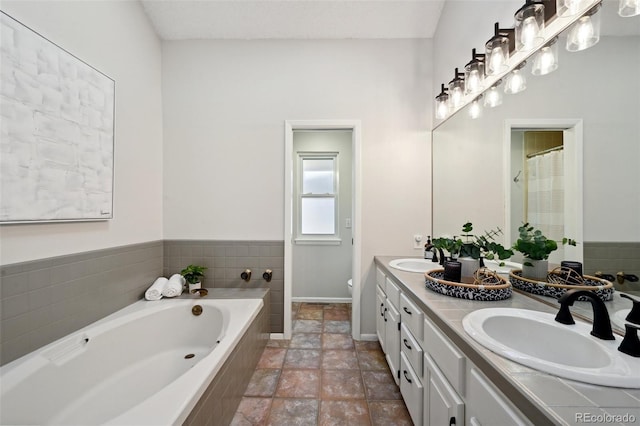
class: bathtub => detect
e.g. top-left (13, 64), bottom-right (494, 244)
top-left (0, 296), bottom-right (264, 425)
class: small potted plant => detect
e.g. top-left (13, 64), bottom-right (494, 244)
top-left (512, 223), bottom-right (576, 280)
top-left (180, 264), bottom-right (207, 292)
top-left (434, 222), bottom-right (513, 282)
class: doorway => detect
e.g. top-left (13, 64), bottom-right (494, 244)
top-left (284, 120), bottom-right (362, 341)
top-left (504, 119), bottom-right (583, 263)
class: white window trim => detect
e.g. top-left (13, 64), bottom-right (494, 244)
top-left (294, 151), bottom-right (341, 244)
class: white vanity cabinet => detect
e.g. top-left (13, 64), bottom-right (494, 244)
top-left (424, 353), bottom-right (464, 426)
top-left (375, 267), bottom-right (401, 383)
top-left (376, 283), bottom-right (387, 353)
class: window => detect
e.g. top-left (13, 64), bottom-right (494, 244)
top-left (295, 153), bottom-right (340, 243)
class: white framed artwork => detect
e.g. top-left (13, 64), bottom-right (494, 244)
top-left (0, 11), bottom-right (115, 223)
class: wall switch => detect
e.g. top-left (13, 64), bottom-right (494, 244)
top-left (413, 234), bottom-right (423, 249)
top-left (345, 218), bottom-right (352, 228)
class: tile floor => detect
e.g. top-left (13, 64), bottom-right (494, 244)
top-left (231, 302), bottom-right (413, 425)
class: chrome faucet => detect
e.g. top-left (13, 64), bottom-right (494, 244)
top-left (555, 289), bottom-right (615, 341)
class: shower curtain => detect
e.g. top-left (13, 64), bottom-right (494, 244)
top-left (526, 149), bottom-right (564, 263)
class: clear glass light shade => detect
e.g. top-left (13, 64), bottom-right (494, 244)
top-left (566, 7), bottom-right (601, 52)
top-left (515, 2), bottom-right (545, 52)
top-left (484, 86), bottom-right (503, 108)
top-left (531, 42), bottom-right (559, 75)
top-left (557, 0), bottom-right (590, 17)
top-left (435, 96), bottom-right (449, 119)
top-left (619, 0), bottom-right (640, 16)
top-left (504, 69), bottom-right (527, 94)
top-left (448, 80), bottom-right (465, 109)
top-left (469, 99), bottom-right (483, 119)
top-left (485, 36), bottom-right (510, 76)
top-left (465, 62), bottom-right (485, 95)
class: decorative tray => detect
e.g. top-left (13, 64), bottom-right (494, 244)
top-left (424, 268), bottom-right (512, 301)
top-left (508, 269), bottom-right (614, 302)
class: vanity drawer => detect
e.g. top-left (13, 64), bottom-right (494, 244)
top-left (385, 277), bottom-right (401, 309)
top-left (400, 293), bottom-right (424, 341)
top-left (376, 267), bottom-right (386, 288)
top-left (423, 318), bottom-right (466, 396)
top-left (401, 323), bottom-right (423, 377)
top-left (400, 352), bottom-right (423, 426)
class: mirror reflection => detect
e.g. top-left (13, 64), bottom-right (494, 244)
top-left (432, 0), bottom-right (639, 325)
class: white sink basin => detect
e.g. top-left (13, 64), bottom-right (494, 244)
top-left (388, 258), bottom-right (435, 273)
top-left (463, 308), bottom-right (640, 388)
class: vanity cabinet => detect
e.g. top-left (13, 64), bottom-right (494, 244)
top-left (377, 267), bottom-right (531, 426)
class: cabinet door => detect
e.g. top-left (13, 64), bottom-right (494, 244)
top-left (376, 285), bottom-right (387, 353)
top-left (424, 353), bottom-right (464, 426)
top-left (385, 300), bottom-right (401, 385)
top-left (401, 322), bottom-right (424, 377)
top-left (400, 352), bottom-right (424, 426)
top-left (466, 367), bottom-right (531, 426)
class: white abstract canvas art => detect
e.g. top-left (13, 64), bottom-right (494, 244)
top-left (0, 12), bottom-right (115, 223)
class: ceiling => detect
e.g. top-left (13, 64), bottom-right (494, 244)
top-left (140, 0), bottom-right (447, 40)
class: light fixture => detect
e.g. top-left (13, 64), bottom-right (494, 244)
top-left (504, 62), bottom-right (527, 94)
top-left (557, 0), bottom-right (590, 17)
top-left (485, 23), bottom-right (515, 76)
top-left (448, 68), bottom-right (465, 109)
top-left (531, 37), bottom-right (559, 75)
top-left (515, 0), bottom-right (545, 52)
top-left (469, 96), bottom-right (483, 119)
top-left (435, 84), bottom-right (450, 119)
top-left (619, 0), bottom-right (640, 16)
top-left (484, 81), bottom-right (503, 108)
top-left (566, 2), bottom-right (602, 52)
top-left (464, 49), bottom-right (486, 95)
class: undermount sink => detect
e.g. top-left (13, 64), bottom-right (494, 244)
top-left (388, 258), bottom-right (435, 273)
top-left (463, 308), bottom-right (640, 388)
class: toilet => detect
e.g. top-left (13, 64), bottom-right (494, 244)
top-left (347, 279), bottom-right (353, 296)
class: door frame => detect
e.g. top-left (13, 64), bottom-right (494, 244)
top-left (284, 120), bottom-right (362, 340)
top-left (503, 118), bottom-right (583, 262)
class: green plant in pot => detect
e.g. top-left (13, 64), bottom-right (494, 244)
top-left (434, 222), bottom-right (513, 282)
top-left (180, 264), bottom-right (207, 291)
top-left (512, 223), bottom-right (576, 281)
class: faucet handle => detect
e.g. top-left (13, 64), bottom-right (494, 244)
top-left (191, 288), bottom-right (209, 297)
top-left (618, 323), bottom-right (640, 358)
top-left (620, 294), bottom-right (640, 325)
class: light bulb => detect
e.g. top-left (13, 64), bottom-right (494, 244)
top-left (532, 43), bottom-right (558, 76)
top-left (484, 86), bottom-right (503, 108)
top-left (436, 99), bottom-right (449, 119)
top-left (520, 16), bottom-right (541, 50)
top-left (450, 86), bottom-right (464, 108)
top-left (566, 14), bottom-right (600, 51)
top-left (466, 69), bottom-right (483, 94)
top-left (488, 47), bottom-right (507, 75)
top-left (557, 0), bottom-right (589, 17)
top-left (505, 70), bottom-right (527, 94)
top-left (469, 100), bottom-right (482, 119)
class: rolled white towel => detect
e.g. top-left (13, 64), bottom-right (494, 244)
top-left (163, 274), bottom-right (185, 298)
top-left (145, 277), bottom-right (168, 301)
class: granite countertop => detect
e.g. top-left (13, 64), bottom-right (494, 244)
top-left (374, 256), bottom-right (640, 426)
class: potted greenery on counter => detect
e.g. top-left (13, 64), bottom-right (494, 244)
top-left (180, 264), bottom-right (207, 291)
top-left (433, 222), bottom-right (513, 281)
top-left (512, 223), bottom-right (576, 281)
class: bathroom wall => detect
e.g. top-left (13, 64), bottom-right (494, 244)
top-left (161, 39), bottom-right (433, 335)
top-left (0, 0), bottom-right (164, 265)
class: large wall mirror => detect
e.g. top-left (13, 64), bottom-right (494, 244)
top-left (432, 0), bottom-right (640, 311)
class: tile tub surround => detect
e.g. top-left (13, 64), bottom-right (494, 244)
top-left (0, 241), bottom-right (163, 365)
top-left (375, 256), bottom-right (640, 426)
top-left (183, 289), bottom-right (270, 426)
top-left (231, 302), bottom-right (413, 425)
top-left (584, 242), bottom-right (640, 292)
top-left (163, 240), bottom-right (284, 333)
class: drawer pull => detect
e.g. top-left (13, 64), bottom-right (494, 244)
top-left (403, 370), bottom-right (412, 383)
top-left (384, 307), bottom-right (388, 322)
top-left (449, 416), bottom-right (456, 426)
top-left (380, 303), bottom-right (385, 317)
top-left (403, 307), bottom-right (412, 315)
top-left (403, 338), bottom-right (412, 350)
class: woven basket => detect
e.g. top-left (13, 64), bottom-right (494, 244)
top-left (508, 270), bottom-right (614, 302)
top-left (424, 268), bottom-right (512, 301)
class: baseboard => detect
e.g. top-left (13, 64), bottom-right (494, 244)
top-left (358, 333), bottom-right (379, 342)
top-left (269, 333), bottom-right (285, 340)
top-left (292, 297), bottom-right (352, 303)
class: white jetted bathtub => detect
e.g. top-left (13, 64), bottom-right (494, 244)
top-left (0, 297), bottom-right (264, 425)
